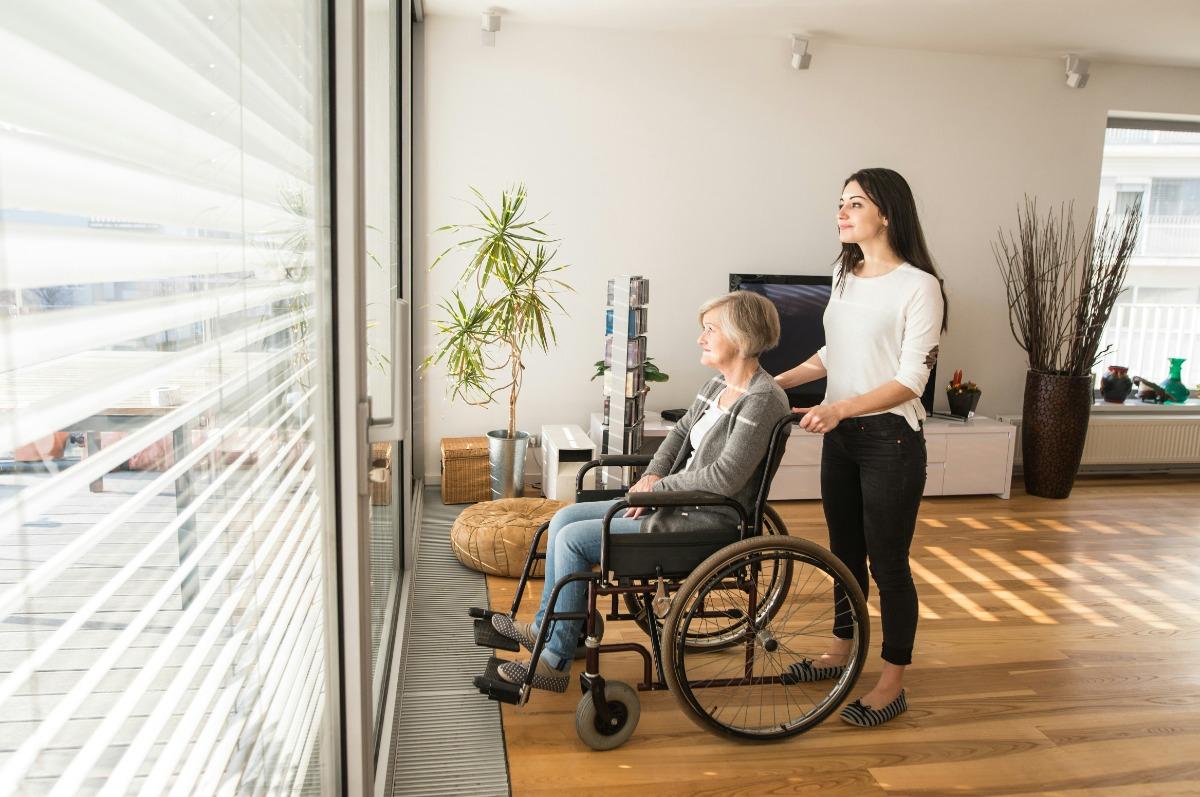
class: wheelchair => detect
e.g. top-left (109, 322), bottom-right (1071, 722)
top-left (469, 414), bottom-right (870, 750)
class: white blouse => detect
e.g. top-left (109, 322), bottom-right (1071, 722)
top-left (684, 389), bottom-right (726, 470)
top-left (816, 264), bottom-right (944, 431)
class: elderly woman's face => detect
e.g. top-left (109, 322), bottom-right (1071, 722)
top-left (697, 309), bottom-right (738, 369)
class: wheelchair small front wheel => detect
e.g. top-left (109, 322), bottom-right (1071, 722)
top-left (575, 680), bottom-right (640, 751)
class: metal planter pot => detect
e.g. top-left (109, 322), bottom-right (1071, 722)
top-left (487, 430), bottom-right (530, 499)
top-left (1021, 370), bottom-right (1093, 499)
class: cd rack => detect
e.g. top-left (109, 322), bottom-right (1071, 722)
top-left (599, 276), bottom-right (650, 487)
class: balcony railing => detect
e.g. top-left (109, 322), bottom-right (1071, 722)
top-left (1099, 303), bottom-right (1198, 389)
top-left (1105, 128), bottom-right (1200, 146)
top-left (1136, 215), bottom-right (1200, 258)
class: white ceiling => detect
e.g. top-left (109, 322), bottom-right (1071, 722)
top-left (420, 0), bottom-right (1200, 69)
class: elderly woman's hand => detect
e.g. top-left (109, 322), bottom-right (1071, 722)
top-left (623, 473), bottom-right (661, 519)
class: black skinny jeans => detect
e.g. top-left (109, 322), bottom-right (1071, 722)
top-left (821, 413), bottom-right (926, 666)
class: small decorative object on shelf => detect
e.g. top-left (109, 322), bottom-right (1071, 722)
top-left (1160, 357), bottom-right (1190, 404)
top-left (1132, 376), bottom-right (1169, 404)
top-left (946, 369), bottom-right (982, 418)
top-left (592, 357), bottom-right (669, 387)
top-left (1099, 365), bottom-right (1133, 403)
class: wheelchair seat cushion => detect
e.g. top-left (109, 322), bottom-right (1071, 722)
top-left (608, 527), bottom-right (741, 579)
top-left (450, 497), bottom-right (565, 577)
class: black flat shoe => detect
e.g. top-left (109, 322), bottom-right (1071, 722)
top-left (781, 657), bottom-right (846, 684)
top-left (840, 689), bottom-right (907, 727)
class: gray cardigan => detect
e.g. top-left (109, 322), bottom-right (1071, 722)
top-left (642, 368), bottom-right (791, 533)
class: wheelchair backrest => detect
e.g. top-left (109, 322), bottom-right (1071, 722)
top-left (749, 414), bottom-right (800, 536)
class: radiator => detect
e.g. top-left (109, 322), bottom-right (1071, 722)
top-left (997, 413), bottom-right (1200, 468)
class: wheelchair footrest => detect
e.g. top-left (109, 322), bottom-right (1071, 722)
top-left (467, 606), bottom-right (495, 620)
top-left (473, 617), bottom-right (519, 652)
top-left (473, 656), bottom-right (523, 705)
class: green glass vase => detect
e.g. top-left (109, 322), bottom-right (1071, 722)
top-left (1161, 357), bottom-right (1190, 404)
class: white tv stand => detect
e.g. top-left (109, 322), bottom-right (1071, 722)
top-left (600, 412), bottom-right (1017, 500)
top-left (769, 416), bottom-right (1016, 500)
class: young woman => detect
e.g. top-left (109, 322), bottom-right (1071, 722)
top-left (492, 290), bottom-right (791, 692)
top-left (775, 168), bottom-right (947, 727)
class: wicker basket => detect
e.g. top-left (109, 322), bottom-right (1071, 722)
top-left (440, 436), bottom-right (490, 504)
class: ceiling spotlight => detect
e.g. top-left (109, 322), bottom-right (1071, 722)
top-left (482, 11), bottom-right (501, 47)
top-left (791, 36), bottom-right (812, 70)
top-left (1064, 54), bottom-right (1089, 89)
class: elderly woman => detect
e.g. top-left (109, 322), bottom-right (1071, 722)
top-left (493, 290), bottom-right (792, 692)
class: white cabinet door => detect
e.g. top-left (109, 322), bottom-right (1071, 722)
top-left (781, 431), bottom-right (824, 466)
top-left (942, 434), bottom-right (1014, 495)
top-left (924, 462), bottom-right (946, 495)
top-left (769, 466), bottom-right (823, 500)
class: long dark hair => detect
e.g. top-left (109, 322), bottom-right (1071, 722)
top-left (836, 168), bottom-right (948, 330)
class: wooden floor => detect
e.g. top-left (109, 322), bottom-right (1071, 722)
top-left (486, 475), bottom-right (1200, 796)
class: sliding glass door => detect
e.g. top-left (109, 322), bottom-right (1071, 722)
top-left (0, 2), bottom-right (339, 792)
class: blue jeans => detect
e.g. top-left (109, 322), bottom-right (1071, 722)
top-left (535, 499), bottom-right (643, 670)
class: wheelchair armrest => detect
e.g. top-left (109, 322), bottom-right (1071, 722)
top-left (575, 455), bottom-right (655, 494)
top-left (593, 455), bottom-right (654, 467)
top-left (625, 490), bottom-right (732, 508)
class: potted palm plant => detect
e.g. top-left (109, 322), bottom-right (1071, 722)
top-left (994, 199), bottom-right (1140, 499)
top-left (422, 184), bottom-right (571, 499)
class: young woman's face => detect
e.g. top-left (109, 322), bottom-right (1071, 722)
top-left (837, 180), bottom-right (888, 245)
top-left (697, 309), bottom-right (738, 370)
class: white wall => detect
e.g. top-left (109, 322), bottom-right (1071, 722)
top-left (414, 17), bottom-right (1200, 481)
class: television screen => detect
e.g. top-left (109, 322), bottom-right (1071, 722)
top-left (729, 273), bottom-right (937, 414)
top-left (731, 274), bottom-right (830, 410)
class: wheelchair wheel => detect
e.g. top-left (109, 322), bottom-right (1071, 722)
top-left (661, 536), bottom-right (868, 740)
top-left (622, 504), bottom-right (791, 652)
top-left (575, 680), bottom-right (640, 750)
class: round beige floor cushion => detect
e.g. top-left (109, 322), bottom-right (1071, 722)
top-left (451, 497), bottom-right (565, 577)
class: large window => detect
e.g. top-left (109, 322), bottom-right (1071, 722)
top-left (1097, 121), bottom-right (1200, 393)
top-left (0, 3), bottom-right (337, 792)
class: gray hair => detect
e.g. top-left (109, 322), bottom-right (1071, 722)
top-left (697, 291), bottom-right (781, 359)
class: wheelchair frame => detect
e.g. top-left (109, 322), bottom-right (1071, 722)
top-left (469, 414), bottom-right (869, 749)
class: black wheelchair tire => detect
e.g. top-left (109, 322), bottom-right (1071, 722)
top-left (661, 535), bottom-right (869, 741)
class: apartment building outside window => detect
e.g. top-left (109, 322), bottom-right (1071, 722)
top-left (1097, 122), bottom-right (1200, 392)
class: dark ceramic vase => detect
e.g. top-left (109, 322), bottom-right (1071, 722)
top-left (1022, 370), bottom-right (1092, 499)
top-left (1099, 365), bottom-right (1133, 403)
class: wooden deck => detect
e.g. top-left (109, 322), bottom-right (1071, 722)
top-left (488, 474), bottom-right (1200, 796)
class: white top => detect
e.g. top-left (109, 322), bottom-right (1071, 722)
top-left (684, 390), bottom-right (726, 470)
top-left (816, 263), bottom-right (944, 431)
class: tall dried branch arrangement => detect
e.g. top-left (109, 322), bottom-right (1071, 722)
top-left (994, 198), bottom-right (1141, 377)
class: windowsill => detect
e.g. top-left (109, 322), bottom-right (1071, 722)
top-left (1093, 398), bottom-right (1200, 413)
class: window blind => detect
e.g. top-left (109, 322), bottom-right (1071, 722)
top-left (0, 2), bottom-right (335, 793)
